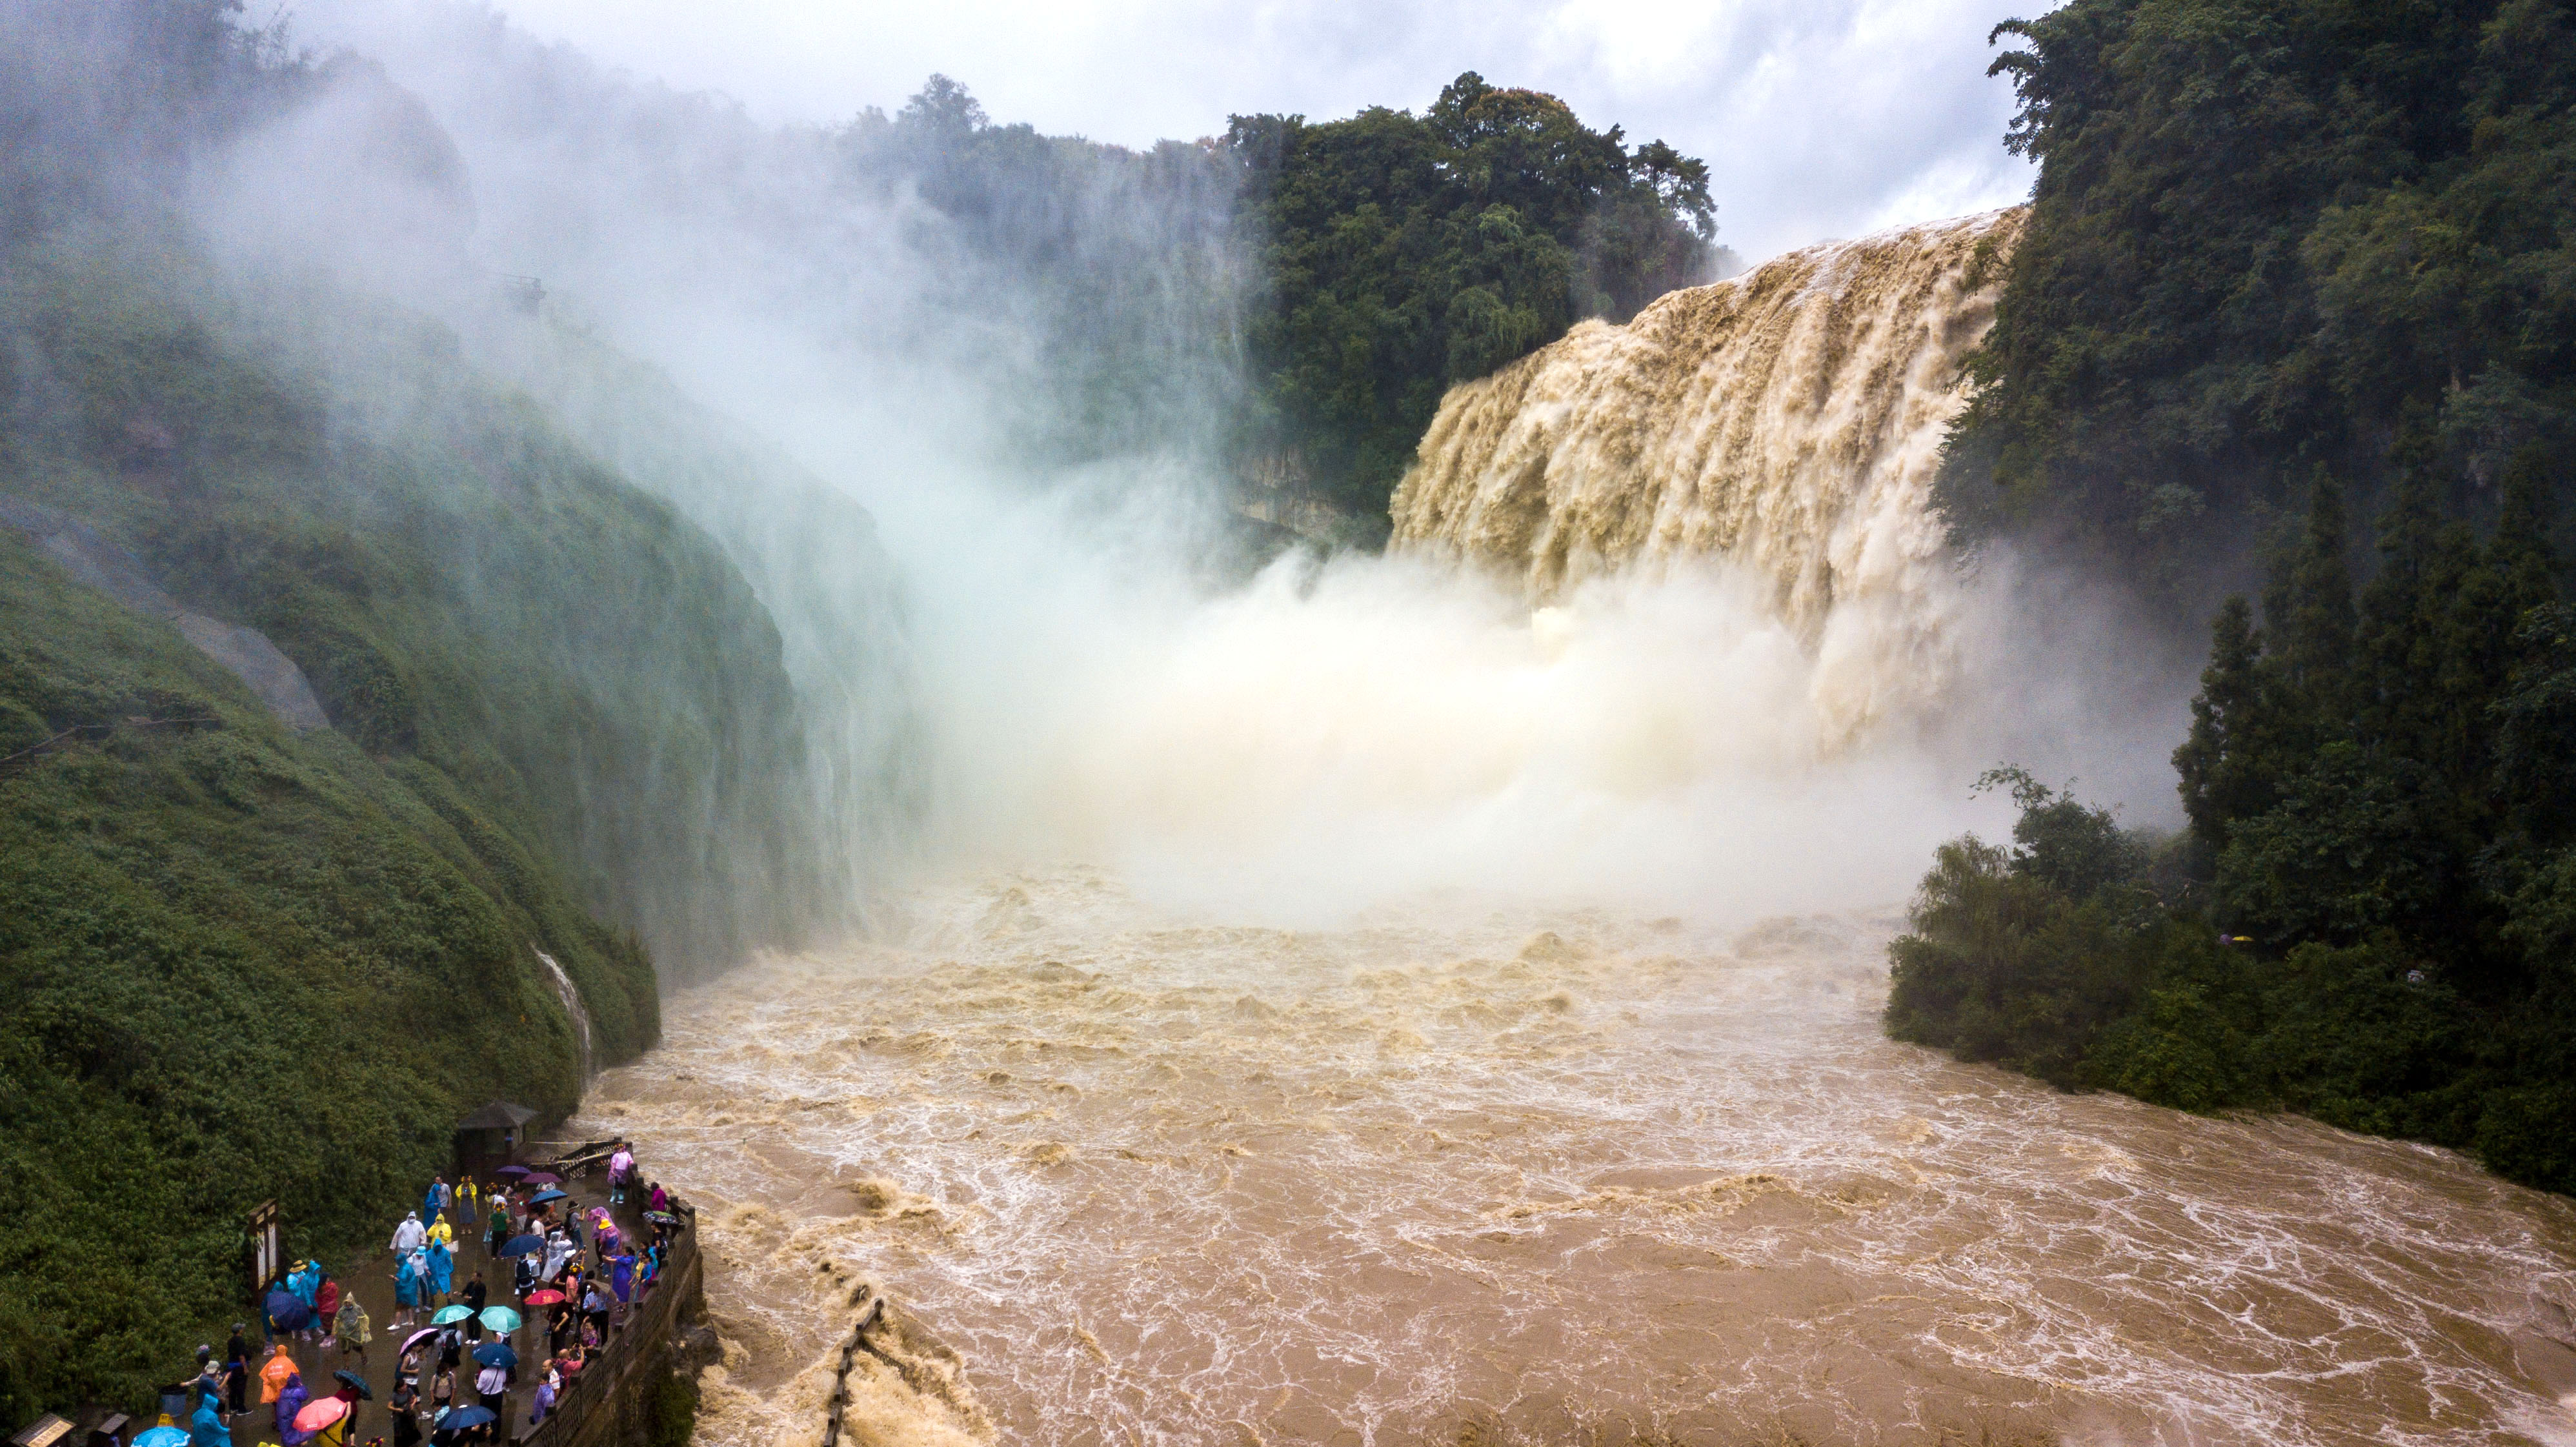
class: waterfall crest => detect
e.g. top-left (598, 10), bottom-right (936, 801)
top-left (1389, 208), bottom-right (2024, 738)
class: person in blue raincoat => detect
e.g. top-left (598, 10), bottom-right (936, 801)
top-left (190, 1396), bottom-right (232, 1447)
top-left (423, 1177), bottom-right (451, 1229)
top-left (427, 1238), bottom-right (454, 1301)
top-left (395, 1250), bottom-right (424, 1328)
top-left (276, 1371), bottom-right (312, 1447)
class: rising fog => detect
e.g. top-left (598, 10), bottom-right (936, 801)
top-left (35, 0), bottom-right (2192, 933)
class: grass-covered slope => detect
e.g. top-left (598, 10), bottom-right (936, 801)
top-left (0, 247), bottom-right (819, 1420)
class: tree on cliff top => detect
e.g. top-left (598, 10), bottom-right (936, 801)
top-left (1228, 72), bottom-right (1722, 518)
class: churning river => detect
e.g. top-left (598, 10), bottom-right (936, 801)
top-left (573, 212), bottom-right (2576, 1445)
top-left (577, 868), bottom-right (2576, 1447)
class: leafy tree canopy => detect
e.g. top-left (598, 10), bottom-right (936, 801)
top-left (1947, 0), bottom-right (2576, 612)
top-left (1227, 73), bottom-right (1721, 517)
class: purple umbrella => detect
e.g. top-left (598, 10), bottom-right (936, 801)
top-left (396, 1328), bottom-right (441, 1366)
top-left (519, 1173), bottom-right (561, 1186)
top-left (265, 1290), bottom-right (312, 1331)
top-left (492, 1166), bottom-right (530, 1179)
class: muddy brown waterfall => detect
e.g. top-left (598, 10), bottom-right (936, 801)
top-left (1394, 208), bottom-right (2023, 742)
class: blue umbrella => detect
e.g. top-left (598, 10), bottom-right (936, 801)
top-left (525, 1189), bottom-right (568, 1204)
top-left (470, 1342), bottom-right (516, 1370)
top-left (438, 1406), bottom-right (495, 1431)
top-left (136, 1428), bottom-right (190, 1447)
top-left (478, 1306), bottom-right (521, 1333)
top-left (265, 1289), bottom-right (312, 1331)
top-left (500, 1234), bottom-right (545, 1257)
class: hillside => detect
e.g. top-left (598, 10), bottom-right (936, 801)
top-left (0, 242), bottom-right (826, 1420)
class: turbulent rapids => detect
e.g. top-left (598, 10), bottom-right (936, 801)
top-left (583, 871), bottom-right (2576, 1446)
top-left (572, 210), bottom-right (2576, 1446)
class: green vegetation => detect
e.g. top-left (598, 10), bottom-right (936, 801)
top-left (825, 72), bottom-right (1723, 521)
top-left (1898, 0), bottom-right (2576, 1195)
top-left (1891, 460), bottom-right (2576, 1189)
top-left (0, 239), bottom-right (832, 1422)
top-left (1946, 0), bottom-right (2576, 609)
top-left (1228, 74), bottom-right (1720, 517)
top-left (0, 3), bottom-right (838, 1412)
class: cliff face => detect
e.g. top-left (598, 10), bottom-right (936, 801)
top-left (1389, 210), bottom-right (2024, 736)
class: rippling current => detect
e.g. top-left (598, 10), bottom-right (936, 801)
top-left (577, 869), bottom-right (2576, 1446)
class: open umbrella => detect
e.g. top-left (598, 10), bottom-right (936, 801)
top-left (294, 1397), bottom-right (350, 1433)
top-left (522, 1289), bottom-right (565, 1307)
top-left (430, 1306), bottom-right (474, 1326)
top-left (643, 1211), bottom-right (681, 1226)
top-left (492, 1166), bottom-right (529, 1179)
top-left (478, 1306), bottom-right (521, 1334)
top-left (526, 1189), bottom-right (568, 1204)
top-left (136, 1427), bottom-right (190, 1447)
top-left (470, 1342), bottom-right (516, 1371)
top-left (332, 1371), bottom-right (371, 1401)
top-left (500, 1235), bottom-right (545, 1257)
top-left (439, 1406), bottom-right (495, 1431)
top-left (520, 1172), bottom-right (560, 1186)
top-left (265, 1290), bottom-right (312, 1331)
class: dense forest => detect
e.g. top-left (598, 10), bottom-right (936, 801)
top-left (1227, 75), bottom-right (1721, 518)
top-left (1895, 0), bottom-right (2576, 1195)
top-left (820, 70), bottom-right (1724, 521)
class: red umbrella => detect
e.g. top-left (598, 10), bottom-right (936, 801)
top-left (523, 1289), bottom-right (565, 1306)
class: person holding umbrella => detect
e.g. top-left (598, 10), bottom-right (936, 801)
top-left (290, 1393), bottom-right (348, 1447)
top-left (330, 1370), bottom-right (371, 1442)
top-left (275, 1369), bottom-right (312, 1447)
top-left (470, 1345), bottom-right (510, 1414)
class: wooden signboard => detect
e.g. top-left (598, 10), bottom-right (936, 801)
top-left (249, 1200), bottom-right (280, 1291)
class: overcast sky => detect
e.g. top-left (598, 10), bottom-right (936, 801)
top-left (384, 0), bottom-right (2043, 263)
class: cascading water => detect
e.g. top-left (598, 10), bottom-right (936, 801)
top-left (1393, 208), bottom-right (2024, 742)
top-left (536, 947), bottom-right (596, 1083)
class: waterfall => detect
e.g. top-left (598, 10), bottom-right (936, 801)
top-left (534, 947), bottom-right (595, 1083)
top-left (1390, 208), bottom-right (2025, 740)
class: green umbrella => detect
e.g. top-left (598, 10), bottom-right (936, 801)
top-left (478, 1306), bottom-right (521, 1334)
top-left (430, 1305), bottom-right (474, 1325)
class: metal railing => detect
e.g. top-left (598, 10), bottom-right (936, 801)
top-left (816, 1292), bottom-right (887, 1447)
top-left (510, 1199), bottom-right (699, 1447)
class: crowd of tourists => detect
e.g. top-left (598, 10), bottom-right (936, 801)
top-left (161, 1147), bottom-right (685, 1447)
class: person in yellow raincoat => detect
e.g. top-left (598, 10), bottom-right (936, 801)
top-left (423, 1215), bottom-right (454, 1251)
top-left (259, 1342), bottom-right (298, 1404)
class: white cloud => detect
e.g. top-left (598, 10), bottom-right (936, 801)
top-left (314, 0), bottom-right (2040, 260)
